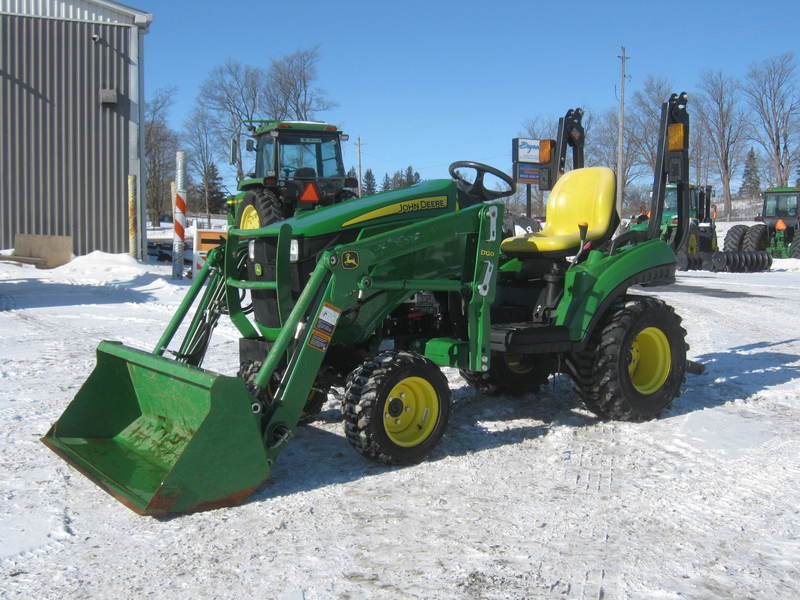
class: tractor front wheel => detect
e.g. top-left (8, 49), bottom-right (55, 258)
top-left (568, 296), bottom-right (687, 421)
top-left (238, 360), bottom-right (328, 424)
top-left (343, 351), bottom-right (451, 465)
top-left (459, 353), bottom-right (554, 396)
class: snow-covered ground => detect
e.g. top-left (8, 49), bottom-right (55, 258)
top-left (1, 242), bottom-right (800, 599)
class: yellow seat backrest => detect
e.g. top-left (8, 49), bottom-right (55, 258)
top-left (501, 167), bottom-right (616, 255)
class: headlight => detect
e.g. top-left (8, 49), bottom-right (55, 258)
top-left (289, 239), bottom-right (299, 262)
top-left (248, 239), bottom-right (256, 260)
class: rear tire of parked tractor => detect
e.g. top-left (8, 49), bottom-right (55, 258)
top-left (742, 223), bottom-right (768, 252)
top-left (343, 351), bottom-right (451, 465)
top-left (459, 353), bottom-right (554, 396)
top-left (723, 224), bottom-right (748, 252)
top-left (568, 296), bottom-right (687, 422)
top-left (237, 360), bottom-right (329, 425)
top-left (791, 238), bottom-right (800, 259)
top-left (237, 188), bottom-right (285, 229)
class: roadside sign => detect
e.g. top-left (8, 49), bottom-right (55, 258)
top-left (192, 229), bottom-right (227, 277)
top-left (512, 138), bottom-right (540, 164)
top-left (514, 162), bottom-right (541, 185)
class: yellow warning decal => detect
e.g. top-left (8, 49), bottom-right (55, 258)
top-left (341, 196), bottom-right (448, 227)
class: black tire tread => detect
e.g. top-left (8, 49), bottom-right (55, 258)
top-left (568, 296), bottom-right (688, 422)
top-left (742, 223), bottom-right (768, 252)
top-left (237, 188), bottom-right (286, 228)
top-left (790, 237), bottom-right (800, 259)
top-left (343, 351), bottom-right (450, 465)
top-left (238, 359), bottom-right (327, 425)
top-left (723, 224), bottom-right (748, 252)
top-left (459, 354), bottom-right (555, 396)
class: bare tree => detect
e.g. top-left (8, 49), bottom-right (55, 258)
top-left (742, 52), bottom-right (800, 187)
top-left (689, 117), bottom-right (713, 188)
top-left (586, 107), bottom-right (641, 212)
top-left (628, 76), bottom-right (674, 172)
top-left (144, 87), bottom-right (179, 225)
top-left (199, 60), bottom-right (269, 180)
top-left (264, 46), bottom-right (336, 121)
top-left (694, 70), bottom-right (746, 219)
top-left (183, 105), bottom-right (219, 226)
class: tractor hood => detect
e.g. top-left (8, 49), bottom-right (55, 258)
top-left (254, 179), bottom-right (459, 238)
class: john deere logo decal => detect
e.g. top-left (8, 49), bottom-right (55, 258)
top-left (342, 251), bottom-right (359, 269)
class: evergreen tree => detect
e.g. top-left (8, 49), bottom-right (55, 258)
top-left (738, 147), bottom-right (761, 198)
top-left (363, 169), bottom-right (377, 195)
top-left (187, 163), bottom-right (226, 218)
top-left (404, 166), bottom-right (415, 187)
top-left (346, 167), bottom-right (356, 178)
top-left (381, 173), bottom-right (392, 191)
top-left (207, 163), bottom-right (227, 213)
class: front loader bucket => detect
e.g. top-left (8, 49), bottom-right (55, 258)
top-left (42, 341), bottom-right (270, 516)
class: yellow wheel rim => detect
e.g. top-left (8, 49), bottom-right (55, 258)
top-left (628, 327), bottom-right (671, 395)
top-left (504, 354), bottom-right (534, 374)
top-left (240, 204), bottom-right (261, 230)
top-left (688, 234), bottom-right (698, 254)
top-left (383, 376), bottom-right (440, 447)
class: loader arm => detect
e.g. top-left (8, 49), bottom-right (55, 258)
top-left (226, 202), bottom-right (503, 453)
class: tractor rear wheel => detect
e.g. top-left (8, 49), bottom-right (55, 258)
top-left (343, 351), bottom-right (450, 465)
top-left (568, 296), bottom-right (687, 421)
top-left (742, 223), bottom-right (768, 251)
top-left (723, 224), bottom-right (748, 252)
top-left (459, 353), bottom-right (554, 396)
top-left (791, 237), bottom-right (800, 259)
top-left (237, 188), bottom-right (285, 229)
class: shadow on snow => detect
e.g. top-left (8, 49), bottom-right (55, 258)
top-left (0, 274), bottom-right (163, 311)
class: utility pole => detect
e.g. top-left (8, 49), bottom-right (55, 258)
top-left (616, 45), bottom-right (630, 219)
top-left (355, 137), bottom-right (363, 197)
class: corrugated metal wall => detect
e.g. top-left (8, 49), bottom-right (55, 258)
top-left (1, 0), bottom-right (135, 25)
top-left (0, 13), bottom-right (132, 254)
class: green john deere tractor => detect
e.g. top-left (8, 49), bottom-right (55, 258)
top-left (628, 184), bottom-right (719, 270)
top-left (227, 120), bottom-right (358, 229)
top-left (43, 93), bottom-right (697, 516)
top-left (724, 187), bottom-right (800, 260)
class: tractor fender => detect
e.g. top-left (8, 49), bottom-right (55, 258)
top-left (554, 239), bottom-right (676, 345)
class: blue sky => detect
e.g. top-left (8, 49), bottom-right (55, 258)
top-left (137, 0), bottom-right (797, 187)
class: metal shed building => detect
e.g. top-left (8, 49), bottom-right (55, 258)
top-left (0, 0), bottom-right (153, 257)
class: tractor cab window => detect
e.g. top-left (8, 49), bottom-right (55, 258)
top-left (665, 187), bottom-right (678, 211)
top-left (255, 137), bottom-right (276, 178)
top-left (764, 194), bottom-right (799, 218)
top-left (278, 133), bottom-right (345, 179)
top-left (664, 186), bottom-right (698, 216)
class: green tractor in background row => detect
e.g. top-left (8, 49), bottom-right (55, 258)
top-left (42, 93), bottom-right (700, 516)
top-left (724, 187), bottom-right (800, 259)
top-left (628, 184), bottom-right (719, 270)
top-left (226, 120), bottom-right (358, 229)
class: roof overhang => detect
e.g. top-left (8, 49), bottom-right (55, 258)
top-left (88, 0), bottom-right (153, 28)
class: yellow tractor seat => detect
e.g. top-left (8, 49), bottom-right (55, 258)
top-left (501, 167), bottom-right (617, 256)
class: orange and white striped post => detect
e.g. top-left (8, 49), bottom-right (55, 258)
top-left (172, 151), bottom-right (187, 279)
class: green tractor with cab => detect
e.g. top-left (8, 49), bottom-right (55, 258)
top-left (227, 120), bottom-right (358, 229)
top-left (627, 184), bottom-right (719, 270)
top-left (42, 94), bottom-right (699, 516)
top-left (724, 187), bottom-right (800, 259)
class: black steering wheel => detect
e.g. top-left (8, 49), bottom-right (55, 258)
top-left (448, 161), bottom-right (515, 202)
